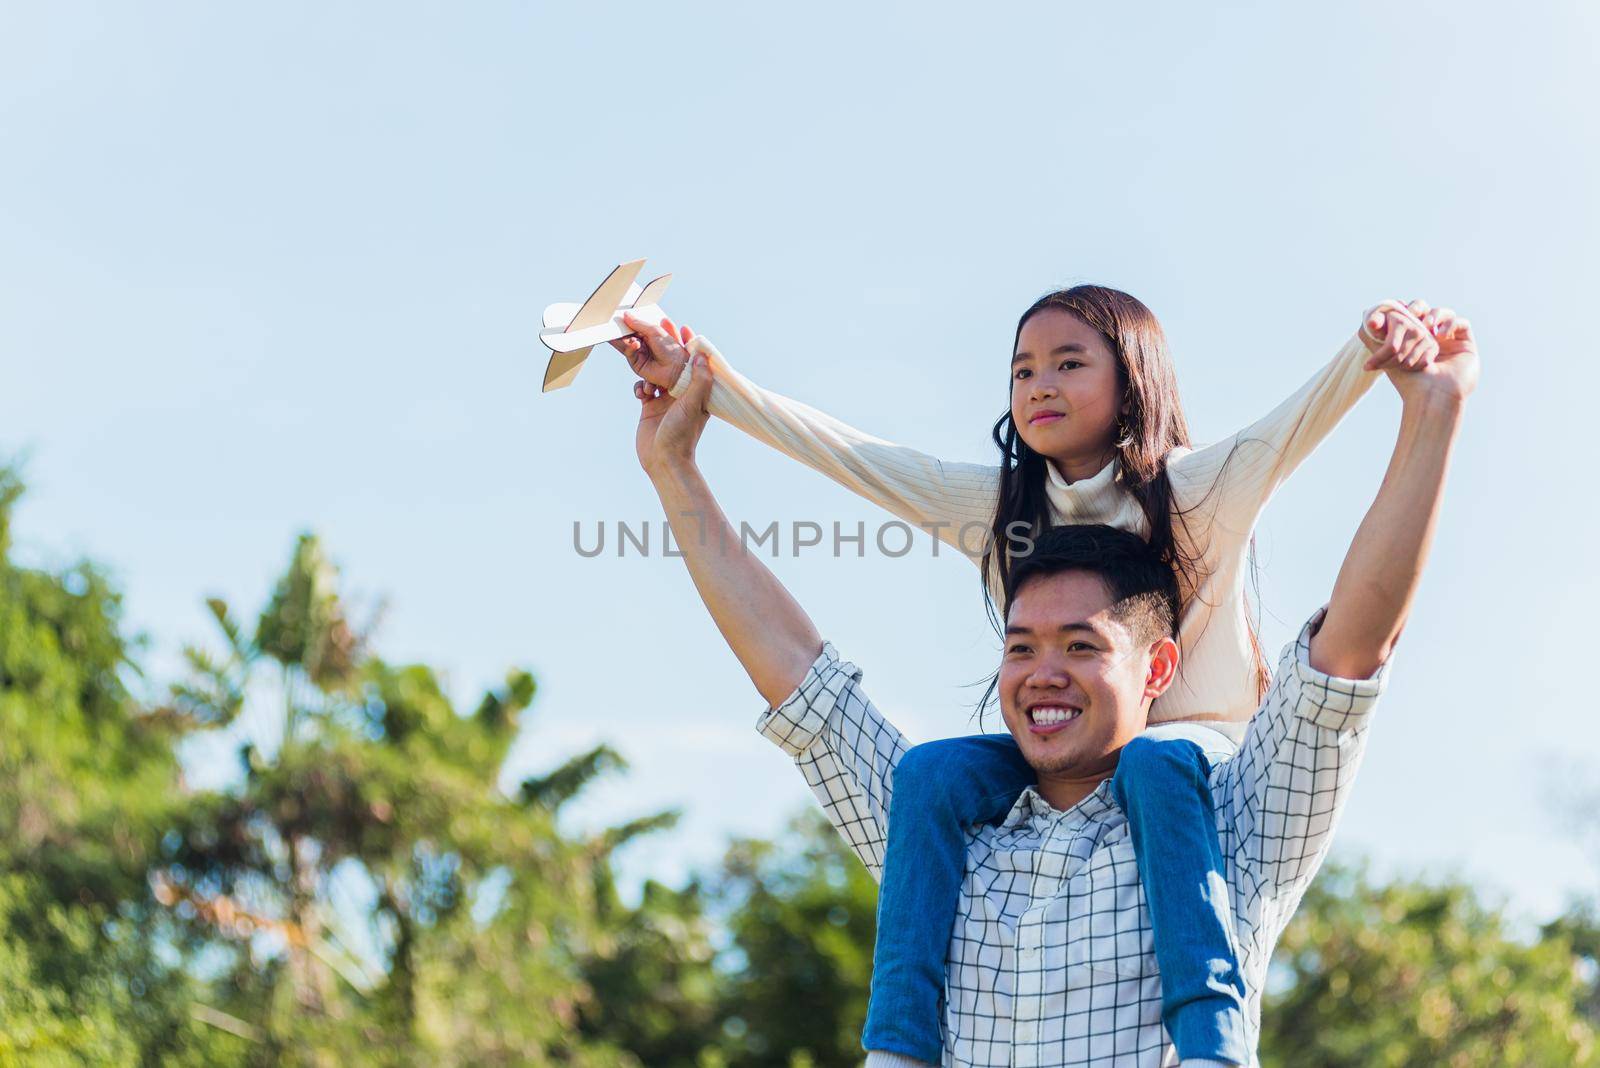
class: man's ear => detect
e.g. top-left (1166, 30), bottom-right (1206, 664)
top-left (1143, 636), bottom-right (1180, 701)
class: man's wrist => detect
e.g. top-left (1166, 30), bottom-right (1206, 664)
top-left (644, 452), bottom-right (702, 489)
top-left (1398, 383), bottom-right (1468, 423)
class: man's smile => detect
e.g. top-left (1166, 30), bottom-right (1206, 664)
top-left (1026, 702), bottom-right (1084, 735)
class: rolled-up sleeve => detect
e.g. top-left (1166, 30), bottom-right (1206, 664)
top-left (1221, 607), bottom-right (1391, 897)
top-left (756, 641), bottom-right (912, 881)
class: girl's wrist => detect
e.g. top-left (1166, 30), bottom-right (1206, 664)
top-left (669, 355), bottom-right (694, 397)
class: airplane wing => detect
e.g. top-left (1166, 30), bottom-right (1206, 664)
top-left (543, 302), bottom-right (580, 329)
top-left (538, 301), bottom-right (673, 353)
top-left (544, 277), bottom-right (657, 332)
top-left (567, 259), bottom-right (645, 332)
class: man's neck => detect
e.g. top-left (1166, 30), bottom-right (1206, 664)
top-left (1034, 769), bottom-right (1115, 812)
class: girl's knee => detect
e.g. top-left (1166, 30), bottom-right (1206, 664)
top-left (896, 735), bottom-right (1029, 812)
top-left (1116, 734), bottom-right (1205, 791)
top-left (896, 738), bottom-right (976, 802)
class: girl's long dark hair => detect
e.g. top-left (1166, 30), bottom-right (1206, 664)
top-left (978, 285), bottom-right (1270, 715)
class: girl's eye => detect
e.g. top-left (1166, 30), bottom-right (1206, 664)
top-left (1067, 641), bottom-right (1094, 653)
top-left (1007, 644), bottom-right (1031, 656)
top-left (1060, 360), bottom-right (1082, 371)
top-left (1013, 368), bottom-right (1031, 381)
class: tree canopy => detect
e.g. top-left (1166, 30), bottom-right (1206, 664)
top-left (0, 465), bottom-right (1595, 1066)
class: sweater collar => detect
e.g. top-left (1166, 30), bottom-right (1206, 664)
top-left (1041, 455), bottom-right (1127, 525)
top-left (1044, 454), bottom-right (1119, 493)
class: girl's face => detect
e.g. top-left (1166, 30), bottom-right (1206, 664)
top-left (1010, 308), bottom-right (1125, 477)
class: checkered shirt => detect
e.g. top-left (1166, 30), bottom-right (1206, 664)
top-left (756, 608), bottom-right (1389, 1067)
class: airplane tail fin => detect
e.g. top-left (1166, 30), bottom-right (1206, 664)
top-left (635, 273), bottom-right (672, 310)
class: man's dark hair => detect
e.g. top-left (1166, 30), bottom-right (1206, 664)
top-left (1005, 524), bottom-right (1181, 645)
top-left (976, 525), bottom-right (1180, 725)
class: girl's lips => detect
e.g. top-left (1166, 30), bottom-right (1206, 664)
top-left (1029, 412), bottom-right (1064, 425)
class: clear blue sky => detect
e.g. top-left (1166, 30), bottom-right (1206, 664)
top-left (2, 2), bottom-right (1596, 922)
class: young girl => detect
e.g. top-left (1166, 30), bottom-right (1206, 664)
top-left (615, 289), bottom-right (1449, 1067)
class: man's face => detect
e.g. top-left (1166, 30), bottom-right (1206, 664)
top-left (999, 570), bottom-right (1174, 784)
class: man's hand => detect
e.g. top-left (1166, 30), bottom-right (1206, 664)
top-left (634, 350), bottom-right (823, 709)
top-left (635, 352), bottom-right (714, 478)
top-left (1384, 302), bottom-right (1479, 407)
top-left (1311, 302), bottom-right (1475, 679)
top-left (612, 312), bottom-right (695, 392)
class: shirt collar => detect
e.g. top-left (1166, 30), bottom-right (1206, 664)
top-left (997, 776), bottom-right (1119, 833)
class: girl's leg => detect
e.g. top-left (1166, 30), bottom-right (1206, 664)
top-left (864, 734), bottom-right (1035, 1063)
top-left (1111, 730), bottom-right (1249, 1066)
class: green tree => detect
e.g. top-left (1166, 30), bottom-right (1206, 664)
top-left (0, 467), bottom-right (230, 1065)
top-left (711, 810), bottom-right (879, 1068)
top-left (550, 743), bottom-right (721, 1067)
top-left (1261, 862), bottom-right (1599, 1067)
top-left (1545, 902), bottom-right (1600, 1029)
top-left (156, 533), bottom-right (669, 1065)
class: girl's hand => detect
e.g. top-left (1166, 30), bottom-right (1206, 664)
top-left (611, 312), bottom-right (696, 392)
top-left (1361, 298), bottom-right (1441, 372)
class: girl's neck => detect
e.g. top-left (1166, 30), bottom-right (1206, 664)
top-left (1048, 444), bottom-right (1119, 485)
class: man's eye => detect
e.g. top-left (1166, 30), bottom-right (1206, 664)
top-left (1068, 641), bottom-right (1094, 653)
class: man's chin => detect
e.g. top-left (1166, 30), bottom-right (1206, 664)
top-left (1010, 730), bottom-right (1087, 775)
top-left (1024, 748), bottom-right (1088, 777)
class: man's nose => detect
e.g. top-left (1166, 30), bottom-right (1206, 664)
top-left (1025, 654), bottom-right (1071, 689)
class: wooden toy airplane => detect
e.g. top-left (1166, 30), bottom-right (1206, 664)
top-left (539, 258), bottom-right (672, 392)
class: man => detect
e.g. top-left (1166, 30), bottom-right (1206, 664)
top-left (630, 310), bottom-right (1476, 1067)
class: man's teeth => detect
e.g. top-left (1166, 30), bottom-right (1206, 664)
top-left (1029, 706), bottom-right (1082, 725)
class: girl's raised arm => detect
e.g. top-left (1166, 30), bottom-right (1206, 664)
top-left (619, 313), bottom-right (1000, 562)
top-left (1164, 302), bottom-right (1436, 540)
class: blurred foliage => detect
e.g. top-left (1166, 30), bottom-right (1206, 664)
top-left (153, 529), bottom-right (658, 1066)
top-left (1261, 863), bottom-right (1600, 1067)
top-left (0, 466), bottom-right (224, 1065)
top-left (709, 811), bottom-right (879, 1068)
top-left (1, 463), bottom-right (1597, 1066)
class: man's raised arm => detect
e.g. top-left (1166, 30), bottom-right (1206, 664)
top-left (635, 352), bottom-right (823, 708)
top-left (1309, 307), bottom-right (1479, 679)
top-left (632, 355), bottom-right (910, 881)
top-left (1220, 308), bottom-right (1479, 895)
